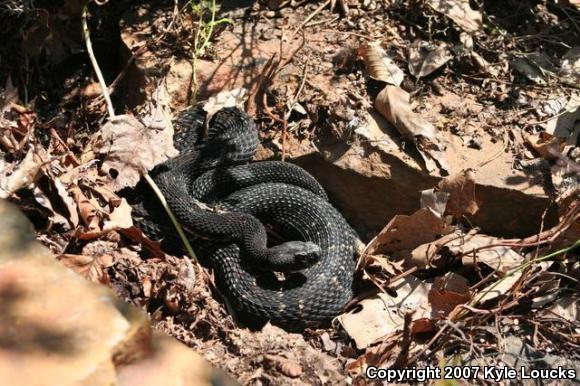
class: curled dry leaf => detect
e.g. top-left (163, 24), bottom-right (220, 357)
top-left (32, 176), bottom-right (80, 229)
top-left (93, 113), bottom-right (178, 191)
top-left (0, 77), bottom-right (35, 153)
top-left (70, 185), bottom-right (101, 235)
top-left (429, 0), bottom-right (483, 33)
top-left (510, 53), bottom-right (556, 85)
top-left (375, 85), bottom-right (449, 174)
top-left (59, 253), bottom-right (113, 284)
top-left (360, 41), bottom-right (405, 86)
top-left (263, 355), bottom-right (303, 378)
top-left (524, 132), bottom-right (566, 161)
top-left (543, 295), bottom-right (579, 323)
top-left (429, 272), bottom-right (471, 316)
top-left (545, 93), bottom-right (579, 145)
top-left (437, 169), bottom-right (479, 219)
top-left (558, 46), bottom-right (580, 87)
top-left (375, 85), bottom-right (436, 141)
top-left (365, 208), bottom-right (453, 255)
top-left (420, 188), bottom-right (450, 218)
top-left (474, 271), bottom-right (522, 304)
top-left (419, 231), bottom-right (524, 273)
top-left (408, 40), bottom-right (453, 78)
top-left (0, 146), bottom-right (44, 199)
top-left (203, 88), bottom-right (247, 118)
top-left (58, 240), bottom-right (126, 284)
top-left (337, 276), bottom-right (432, 349)
top-left (120, 227), bottom-right (165, 258)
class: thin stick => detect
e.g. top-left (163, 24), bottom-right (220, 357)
top-left (144, 174), bottom-right (198, 262)
top-left (82, 1), bottom-right (198, 264)
top-left (81, 1), bottom-right (115, 117)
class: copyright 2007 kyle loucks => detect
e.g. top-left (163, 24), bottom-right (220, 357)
top-left (365, 365), bottom-right (578, 382)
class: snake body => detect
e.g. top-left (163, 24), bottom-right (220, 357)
top-left (133, 105), bottom-right (357, 330)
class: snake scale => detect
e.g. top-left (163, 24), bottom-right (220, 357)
top-left (130, 105), bottom-right (358, 330)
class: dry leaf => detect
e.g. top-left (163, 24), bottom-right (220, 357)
top-left (263, 355), bottom-right (302, 378)
top-left (104, 198), bottom-right (133, 231)
top-left (59, 253), bottom-right (113, 284)
top-left (510, 53), bottom-right (556, 85)
top-left (524, 132), bottom-right (566, 160)
top-left (545, 93), bottom-right (580, 145)
top-left (32, 185), bottom-right (70, 228)
top-left (375, 85), bottom-right (449, 174)
top-left (120, 227), bottom-right (165, 258)
top-left (420, 188), bottom-right (451, 218)
top-left (361, 41), bottom-right (405, 86)
top-left (429, 0), bottom-right (483, 33)
top-left (409, 231), bottom-right (523, 273)
top-left (429, 272), bottom-right (471, 316)
top-left (32, 177), bottom-right (79, 229)
top-left (544, 295), bottom-right (579, 323)
top-left (365, 208), bottom-right (452, 255)
top-left (203, 88), bottom-right (247, 118)
top-left (409, 231), bottom-right (459, 269)
top-left (453, 234), bottom-right (524, 273)
top-left (337, 276), bottom-right (432, 348)
top-left (0, 147), bottom-right (44, 198)
top-left (558, 46), bottom-right (580, 87)
top-left (437, 169), bottom-right (479, 218)
top-left (93, 114), bottom-right (178, 191)
top-left (375, 85), bottom-right (436, 141)
top-left (70, 185), bottom-right (101, 235)
top-left (408, 40), bottom-right (453, 78)
top-left (475, 271), bottom-right (522, 304)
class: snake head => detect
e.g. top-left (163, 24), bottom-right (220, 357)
top-left (269, 241), bottom-right (321, 272)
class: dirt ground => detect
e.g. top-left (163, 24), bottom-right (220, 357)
top-left (0, 0), bottom-right (579, 385)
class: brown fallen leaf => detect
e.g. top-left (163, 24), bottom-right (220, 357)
top-left (119, 227), bottom-right (165, 258)
top-left (203, 88), bottom-right (247, 118)
top-left (474, 271), bottom-right (522, 304)
top-left (456, 235), bottom-right (524, 273)
top-left (32, 176), bottom-right (80, 230)
top-left (437, 169), bottom-right (479, 219)
top-left (0, 146), bottom-right (44, 199)
top-left (558, 46), bottom-right (580, 87)
top-left (545, 93), bottom-right (579, 145)
top-left (360, 41), bottom-right (405, 86)
top-left (524, 132), bottom-right (566, 160)
top-left (93, 113), bottom-right (178, 191)
top-left (365, 208), bottom-right (453, 255)
top-left (408, 40), bottom-right (453, 79)
top-left (411, 231), bottom-right (524, 274)
top-left (0, 77), bottom-right (35, 153)
top-left (263, 355), bottom-right (303, 378)
top-left (429, 0), bottom-right (483, 33)
top-left (543, 295), bottom-right (579, 323)
top-left (60, 243), bottom-right (139, 284)
top-left (429, 272), bottom-right (471, 316)
top-left (510, 53), bottom-right (556, 85)
top-left (375, 85), bottom-right (436, 141)
top-left (70, 185), bottom-right (101, 236)
top-left (59, 253), bottom-right (113, 284)
top-left (375, 85), bottom-right (449, 174)
top-left (420, 188), bottom-right (451, 218)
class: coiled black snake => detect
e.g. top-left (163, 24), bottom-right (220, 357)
top-left (130, 105), bottom-right (358, 330)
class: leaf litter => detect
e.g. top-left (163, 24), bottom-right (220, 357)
top-left (1, 1), bottom-right (579, 384)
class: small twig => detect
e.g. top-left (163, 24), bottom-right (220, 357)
top-left (144, 174), bottom-right (198, 263)
top-left (291, 0), bottom-right (331, 39)
top-left (81, 0), bottom-right (115, 118)
top-left (392, 311), bottom-right (414, 368)
top-left (82, 1), bottom-right (198, 265)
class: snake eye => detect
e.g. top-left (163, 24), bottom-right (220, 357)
top-left (296, 252), bottom-right (320, 267)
